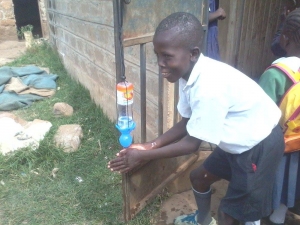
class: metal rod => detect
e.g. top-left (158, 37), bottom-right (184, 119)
top-left (113, 0), bottom-right (131, 222)
top-left (113, 0), bottom-right (125, 83)
top-left (140, 43), bottom-right (147, 142)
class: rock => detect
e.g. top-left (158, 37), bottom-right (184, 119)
top-left (54, 124), bottom-right (83, 153)
top-left (0, 112), bottom-right (27, 126)
top-left (0, 115), bottom-right (52, 155)
top-left (53, 102), bottom-right (73, 117)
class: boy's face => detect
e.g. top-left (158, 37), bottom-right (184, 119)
top-left (153, 28), bottom-right (196, 83)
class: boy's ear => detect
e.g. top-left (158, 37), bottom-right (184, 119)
top-left (190, 47), bottom-right (200, 62)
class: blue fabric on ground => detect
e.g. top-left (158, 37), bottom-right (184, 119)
top-left (0, 92), bottom-right (44, 111)
top-left (21, 73), bottom-right (58, 89)
top-left (0, 65), bottom-right (58, 111)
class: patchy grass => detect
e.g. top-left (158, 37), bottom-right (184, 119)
top-left (0, 42), bottom-right (160, 225)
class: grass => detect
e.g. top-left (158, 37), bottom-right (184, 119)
top-left (0, 42), bottom-right (161, 225)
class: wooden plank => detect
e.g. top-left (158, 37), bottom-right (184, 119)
top-left (123, 33), bottom-right (154, 47)
top-left (122, 154), bottom-right (198, 221)
top-left (250, 0), bottom-right (264, 78)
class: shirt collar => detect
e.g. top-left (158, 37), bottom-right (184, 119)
top-left (273, 56), bottom-right (300, 73)
top-left (184, 53), bottom-right (206, 87)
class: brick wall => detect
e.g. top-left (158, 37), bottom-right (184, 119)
top-left (0, 0), bottom-right (17, 41)
top-left (47, 0), bottom-right (170, 142)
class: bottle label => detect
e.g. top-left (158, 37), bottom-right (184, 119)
top-left (117, 90), bottom-right (133, 105)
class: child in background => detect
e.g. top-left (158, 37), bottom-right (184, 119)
top-left (259, 8), bottom-right (300, 225)
top-left (108, 12), bottom-right (284, 225)
top-left (271, 0), bottom-right (300, 57)
top-left (206, 0), bottom-right (226, 60)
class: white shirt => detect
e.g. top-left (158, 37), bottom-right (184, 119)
top-left (177, 54), bottom-right (281, 154)
top-left (272, 56), bottom-right (300, 72)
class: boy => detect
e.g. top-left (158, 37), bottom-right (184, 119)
top-left (108, 12), bottom-right (284, 225)
top-left (259, 8), bottom-right (300, 225)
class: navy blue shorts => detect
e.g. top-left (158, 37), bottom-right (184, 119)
top-left (204, 124), bottom-right (284, 222)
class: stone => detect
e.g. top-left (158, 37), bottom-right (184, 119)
top-left (1, 1), bottom-right (13, 10)
top-left (53, 102), bottom-right (74, 117)
top-left (0, 115), bottom-right (52, 155)
top-left (54, 124), bottom-right (83, 153)
top-left (0, 19), bottom-right (16, 27)
top-left (0, 112), bottom-right (28, 126)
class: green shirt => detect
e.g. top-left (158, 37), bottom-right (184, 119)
top-left (258, 68), bottom-right (293, 105)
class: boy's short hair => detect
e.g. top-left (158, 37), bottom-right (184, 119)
top-left (154, 12), bottom-right (204, 49)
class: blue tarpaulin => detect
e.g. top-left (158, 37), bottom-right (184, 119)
top-left (0, 65), bottom-right (58, 111)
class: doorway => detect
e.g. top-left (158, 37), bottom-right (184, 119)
top-left (13, 0), bottom-right (43, 39)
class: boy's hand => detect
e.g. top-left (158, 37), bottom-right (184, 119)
top-left (216, 8), bottom-right (226, 20)
top-left (108, 148), bottom-right (144, 173)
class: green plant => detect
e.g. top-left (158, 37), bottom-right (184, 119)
top-left (17, 24), bottom-right (34, 39)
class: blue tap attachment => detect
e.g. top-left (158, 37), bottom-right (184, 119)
top-left (116, 121), bottom-right (136, 148)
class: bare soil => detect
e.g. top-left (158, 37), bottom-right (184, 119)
top-left (156, 167), bottom-right (300, 225)
top-left (0, 40), bottom-right (26, 66)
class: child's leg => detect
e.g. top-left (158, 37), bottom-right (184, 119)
top-left (174, 147), bottom-right (231, 225)
top-left (190, 165), bottom-right (221, 224)
top-left (269, 203), bottom-right (288, 224)
top-left (219, 125), bottom-right (284, 223)
top-left (192, 187), bottom-right (212, 224)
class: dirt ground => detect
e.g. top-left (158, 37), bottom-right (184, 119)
top-left (1, 40), bottom-right (300, 225)
top-left (0, 40), bottom-right (26, 66)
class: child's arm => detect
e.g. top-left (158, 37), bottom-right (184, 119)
top-left (120, 117), bottom-right (190, 151)
top-left (108, 134), bottom-right (202, 173)
top-left (209, 7), bottom-right (226, 22)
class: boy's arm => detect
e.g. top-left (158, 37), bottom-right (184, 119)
top-left (151, 117), bottom-right (189, 148)
top-left (108, 134), bottom-right (202, 173)
top-left (127, 117), bottom-right (189, 151)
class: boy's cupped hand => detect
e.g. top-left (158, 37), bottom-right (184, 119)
top-left (108, 147), bottom-right (145, 173)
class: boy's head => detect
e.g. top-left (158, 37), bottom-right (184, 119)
top-left (153, 12), bottom-right (204, 83)
top-left (280, 8), bottom-right (300, 55)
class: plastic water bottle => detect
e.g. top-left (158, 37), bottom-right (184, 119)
top-left (116, 81), bottom-right (134, 129)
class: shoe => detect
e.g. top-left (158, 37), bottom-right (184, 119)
top-left (173, 210), bottom-right (217, 225)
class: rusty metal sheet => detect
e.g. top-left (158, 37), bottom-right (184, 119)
top-left (123, 0), bottom-right (207, 46)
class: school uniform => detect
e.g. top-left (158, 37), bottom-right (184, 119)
top-left (207, 0), bottom-right (220, 60)
top-left (259, 57), bottom-right (300, 210)
top-left (177, 54), bottom-right (285, 221)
